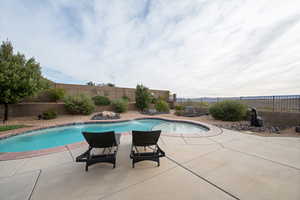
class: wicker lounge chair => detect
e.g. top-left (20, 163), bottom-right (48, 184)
top-left (130, 130), bottom-right (165, 168)
top-left (76, 131), bottom-right (120, 171)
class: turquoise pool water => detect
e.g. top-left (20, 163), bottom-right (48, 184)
top-left (0, 119), bottom-right (208, 152)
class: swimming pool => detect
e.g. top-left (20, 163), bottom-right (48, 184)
top-left (0, 119), bottom-right (209, 152)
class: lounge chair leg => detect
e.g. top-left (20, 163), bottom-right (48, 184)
top-left (158, 159), bottom-right (160, 167)
top-left (132, 161), bottom-right (135, 168)
top-left (85, 164), bottom-right (88, 172)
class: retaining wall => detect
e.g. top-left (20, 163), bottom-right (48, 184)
top-left (258, 111), bottom-right (300, 128)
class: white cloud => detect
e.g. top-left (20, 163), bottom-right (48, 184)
top-left (0, 0), bottom-right (300, 97)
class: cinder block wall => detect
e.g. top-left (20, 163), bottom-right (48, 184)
top-left (0, 103), bottom-right (138, 118)
top-left (0, 103), bottom-right (67, 118)
top-left (0, 83), bottom-right (169, 118)
top-left (54, 83), bottom-right (169, 102)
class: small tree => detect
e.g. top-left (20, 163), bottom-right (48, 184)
top-left (135, 84), bottom-right (151, 111)
top-left (47, 88), bottom-right (66, 102)
top-left (86, 81), bottom-right (95, 86)
top-left (64, 94), bottom-right (95, 115)
top-left (209, 100), bottom-right (247, 121)
top-left (0, 41), bottom-right (48, 121)
top-left (92, 95), bottom-right (111, 106)
top-left (155, 100), bottom-right (170, 112)
top-left (111, 99), bottom-right (128, 113)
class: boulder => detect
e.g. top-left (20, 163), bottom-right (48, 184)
top-left (91, 111), bottom-right (120, 120)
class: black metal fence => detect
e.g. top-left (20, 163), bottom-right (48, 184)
top-left (177, 95), bottom-right (300, 113)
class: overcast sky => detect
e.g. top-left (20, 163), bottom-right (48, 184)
top-left (1, 0), bottom-right (299, 97)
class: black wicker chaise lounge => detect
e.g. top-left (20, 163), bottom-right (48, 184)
top-left (76, 131), bottom-right (120, 171)
top-left (130, 130), bottom-right (165, 168)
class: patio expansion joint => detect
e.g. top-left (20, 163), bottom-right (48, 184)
top-left (28, 169), bottom-right (42, 200)
top-left (98, 165), bottom-right (179, 200)
top-left (205, 128), bottom-right (227, 148)
top-left (225, 147), bottom-right (300, 171)
top-left (65, 145), bottom-right (75, 162)
top-left (0, 168), bottom-right (38, 180)
top-left (240, 136), bottom-right (300, 150)
top-left (181, 136), bottom-right (188, 144)
top-left (169, 148), bottom-right (223, 166)
top-left (12, 159), bottom-right (28, 177)
top-left (165, 155), bottom-right (240, 200)
top-left (214, 128), bottom-right (300, 170)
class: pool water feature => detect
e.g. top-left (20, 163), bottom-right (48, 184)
top-left (0, 119), bottom-right (208, 152)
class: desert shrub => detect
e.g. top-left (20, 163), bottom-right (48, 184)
top-left (180, 101), bottom-right (209, 108)
top-left (209, 100), bottom-right (247, 121)
top-left (155, 100), bottom-right (170, 112)
top-left (64, 94), bottom-right (95, 115)
top-left (135, 84), bottom-right (151, 111)
top-left (197, 102), bottom-right (209, 108)
top-left (92, 96), bottom-right (111, 106)
top-left (41, 110), bottom-right (57, 120)
top-left (174, 110), bottom-right (184, 116)
top-left (151, 97), bottom-right (157, 104)
top-left (174, 105), bottom-right (184, 111)
top-left (122, 95), bottom-right (130, 101)
top-left (47, 88), bottom-right (66, 102)
top-left (111, 99), bottom-right (128, 113)
top-left (243, 109), bottom-right (251, 120)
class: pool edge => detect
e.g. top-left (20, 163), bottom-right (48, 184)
top-left (0, 117), bottom-right (222, 161)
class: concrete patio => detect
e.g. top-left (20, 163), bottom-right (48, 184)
top-left (1, 128), bottom-right (300, 200)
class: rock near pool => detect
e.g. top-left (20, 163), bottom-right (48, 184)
top-left (91, 111), bottom-right (120, 120)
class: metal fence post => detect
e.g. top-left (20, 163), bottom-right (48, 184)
top-left (298, 96), bottom-right (300, 112)
top-left (272, 96), bottom-right (275, 112)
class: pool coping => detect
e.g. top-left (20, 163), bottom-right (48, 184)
top-left (0, 117), bottom-right (222, 161)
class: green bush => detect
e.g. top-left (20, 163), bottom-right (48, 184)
top-left (122, 95), bottom-right (130, 101)
top-left (64, 94), bottom-right (95, 115)
top-left (41, 110), bottom-right (57, 120)
top-left (174, 105), bottom-right (184, 111)
top-left (151, 97), bottom-right (157, 104)
top-left (0, 125), bottom-right (26, 132)
top-left (196, 102), bottom-right (209, 108)
top-left (244, 109), bottom-right (251, 120)
top-left (174, 110), bottom-right (183, 116)
top-left (135, 84), bottom-right (151, 111)
top-left (111, 99), bottom-right (128, 113)
top-left (180, 101), bottom-right (209, 108)
top-left (92, 96), bottom-right (111, 106)
top-left (155, 100), bottom-right (170, 112)
top-left (209, 100), bottom-right (247, 121)
top-left (47, 88), bottom-right (66, 102)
